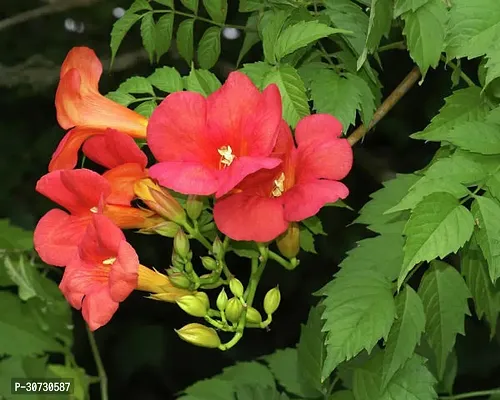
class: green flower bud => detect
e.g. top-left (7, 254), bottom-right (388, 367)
top-left (276, 222), bottom-right (300, 259)
top-left (245, 307), bottom-right (262, 325)
top-left (168, 273), bottom-right (192, 289)
top-left (216, 289), bottom-right (228, 311)
top-left (212, 236), bottom-right (224, 260)
top-left (264, 286), bottom-right (281, 315)
top-left (175, 323), bottom-right (221, 348)
top-left (201, 256), bottom-right (218, 271)
top-left (174, 230), bottom-right (190, 259)
top-left (195, 291), bottom-right (210, 310)
top-left (186, 195), bottom-right (204, 221)
top-left (176, 295), bottom-right (208, 317)
top-left (225, 297), bottom-right (243, 323)
top-left (171, 252), bottom-right (185, 270)
top-left (153, 221), bottom-right (181, 238)
top-left (229, 278), bottom-right (244, 298)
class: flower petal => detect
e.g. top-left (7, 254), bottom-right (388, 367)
top-left (34, 209), bottom-right (90, 266)
top-left (147, 91), bottom-right (210, 163)
top-left (216, 156), bottom-right (282, 198)
top-left (59, 47), bottom-right (102, 93)
top-left (103, 163), bottom-right (148, 206)
top-left (36, 169), bottom-right (110, 215)
top-left (78, 214), bottom-right (124, 263)
top-left (104, 204), bottom-right (163, 229)
top-left (82, 288), bottom-right (119, 331)
top-left (283, 180), bottom-right (349, 222)
top-left (214, 193), bottom-right (288, 242)
top-left (295, 114), bottom-right (344, 146)
top-left (149, 161), bottom-right (219, 195)
top-left (109, 241), bottom-right (139, 302)
top-left (83, 129), bottom-right (148, 169)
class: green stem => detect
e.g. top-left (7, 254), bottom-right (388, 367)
top-left (378, 41), bottom-right (406, 52)
top-left (182, 221), bottom-right (212, 251)
top-left (128, 96), bottom-right (163, 104)
top-left (154, 9), bottom-right (250, 31)
top-left (439, 388), bottom-right (500, 400)
top-left (86, 325), bottom-right (108, 400)
top-left (268, 250), bottom-right (295, 270)
top-left (440, 55), bottom-right (476, 87)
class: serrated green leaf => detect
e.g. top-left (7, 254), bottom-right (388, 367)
top-left (402, 0), bottom-right (448, 79)
top-left (118, 76), bottom-right (155, 95)
top-left (197, 27), bottom-right (221, 69)
top-left (399, 192), bottom-right (474, 287)
top-left (236, 385), bottom-right (288, 400)
top-left (261, 9), bottom-right (289, 64)
top-left (180, 0), bottom-right (198, 12)
top-left (0, 356), bottom-right (48, 400)
top-left (446, 0), bottom-right (500, 59)
top-left (110, 13), bottom-right (142, 66)
top-left (148, 66), bottom-right (183, 92)
top-left (394, 0), bottom-right (430, 18)
top-left (203, 0), bottom-right (227, 23)
top-left (330, 390), bottom-right (355, 400)
top-left (140, 13), bottom-right (156, 63)
top-left (134, 100), bottom-right (156, 117)
top-left (320, 270), bottom-right (396, 379)
top-left (471, 196), bottom-right (500, 283)
top-left (418, 261), bottom-right (471, 379)
top-left (184, 68), bottom-right (221, 96)
top-left (411, 87), bottom-right (490, 141)
top-left (177, 19), bottom-right (195, 65)
top-left (239, 0), bottom-right (264, 12)
top-left (230, 241), bottom-right (260, 258)
top-left (441, 122), bottom-right (500, 155)
top-left (4, 256), bottom-right (39, 301)
top-left (237, 14), bottom-right (260, 67)
top-left (302, 216), bottom-right (326, 236)
top-left (486, 170), bottom-right (500, 201)
top-left (48, 365), bottom-right (88, 400)
top-left (381, 286), bottom-right (426, 388)
top-left (264, 348), bottom-right (309, 397)
top-left (324, 0), bottom-right (368, 56)
top-left (155, 13), bottom-right (174, 61)
top-left (484, 43), bottom-right (500, 89)
top-left (129, 0), bottom-right (152, 13)
top-left (106, 91), bottom-right (136, 106)
top-left (239, 62), bottom-right (273, 89)
top-left (0, 219), bottom-right (33, 251)
top-left (299, 226), bottom-right (316, 253)
top-left (153, 0), bottom-right (174, 7)
top-left (263, 65), bottom-right (309, 127)
top-left (461, 238), bottom-right (500, 338)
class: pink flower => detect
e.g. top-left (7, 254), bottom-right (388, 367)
top-left (147, 71), bottom-right (283, 197)
top-left (213, 115), bottom-right (353, 242)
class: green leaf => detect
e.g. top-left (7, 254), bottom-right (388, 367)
top-left (471, 196), bottom-right (500, 283)
top-left (140, 12), bottom-right (156, 63)
top-left (0, 219), bottom-right (32, 251)
top-left (302, 216), bottom-right (326, 236)
top-left (155, 13), bottom-right (174, 61)
top-left (411, 87), bottom-right (490, 141)
top-left (399, 192), bottom-right (474, 287)
top-left (153, 0), bottom-right (174, 7)
top-left (128, 0), bottom-right (153, 13)
top-left (299, 226), bottom-right (316, 254)
top-left (134, 100), bottom-right (156, 118)
top-left (180, 0), bottom-right (199, 13)
top-left (394, 0), bottom-right (430, 18)
top-left (324, 0), bottom-right (368, 56)
top-left (106, 91), bottom-right (136, 106)
top-left (358, 0), bottom-right (393, 69)
top-left (0, 356), bottom-right (48, 400)
top-left (297, 307), bottom-right (326, 397)
top-left (239, 62), bottom-right (273, 89)
top-left (436, 122), bottom-right (500, 155)
top-left (261, 9), bottom-right (289, 64)
top-left (264, 349), bottom-right (311, 397)
top-left (320, 270), bottom-right (396, 380)
top-left (461, 238), bottom-right (500, 338)
top-left (263, 65), bottom-right (309, 127)
top-left (402, 0), bottom-right (448, 79)
top-left (418, 261), bottom-right (471, 379)
top-left (353, 353), bottom-right (437, 400)
top-left (4, 256), bottom-right (39, 301)
top-left (236, 386), bottom-right (289, 400)
top-left (0, 292), bottom-right (63, 356)
top-left (330, 391), bottom-right (356, 400)
top-left (230, 241), bottom-right (260, 258)
top-left (197, 27), bottom-right (222, 69)
top-left (148, 66), bottom-right (183, 92)
top-left (239, 0), bottom-right (264, 12)
top-left (381, 286), bottom-right (426, 388)
top-left (486, 170), bottom-right (500, 201)
top-left (446, 0), bottom-right (500, 59)
top-left (177, 19), bottom-right (195, 65)
top-left (110, 13), bottom-right (142, 66)
top-left (237, 14), bottom-right (260, 66)
top-left (485, 45), bottom-right (500, 90)
top-left (48, 365), bottom-right (89, 400)
top-left (184, 68), bottom-right (221, 96)
top-left (275, 21), bottom-right (343, 61)
top-left (203, 0), bottom-right (227, 23)
top-left (118, 76), bottom-right (155, 95)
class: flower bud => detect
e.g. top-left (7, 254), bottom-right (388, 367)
top-left (168, 273), bottom-right (192, 290)
top-left (225, 297), bottom-right (243, 323)
top-left (175, 323), bottom-right (221, 348)
top-left (212, 236), bottom-right (224, 259)
top-left (171, 253), bottom-right (185, 270)
top-left (276, 222), bottom-right (300, 259)
top-left (174, 230), bottom-right (190, 259)
top-left (216, 289), bottom-right (228, 311)
top-left (201, 256), bottom-right (218, 271)
top-left (229, 278), bottom-right (244, 298)
top-left (264, 286), bottom-right (281, 315)
top-left (176, 295), bottom-right (208, 317)
top-left (246, 307), bottom-right (262, 325)
top-left (195, 291), bottom-right (210, 310)
top-left (152, 221), bottom-right (181, 238)
top-left (186, 195), bottom-right (203, 221)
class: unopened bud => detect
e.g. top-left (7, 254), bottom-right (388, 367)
top-left (201, 256), bottom-right (218, 271)
top-left (216, 289), bottom-right (228, 311)
top-left (225, 297), bottom-right (243, 323)
top-left (152, 221), bottom-right (181, 237)
top-left (148, 291), bottom-right (189, 303)
top-left (195, 291), bottom-right (210, 310)
top-left (229, 278), bottom-right (244, 298)
top-left (171, 253), bottom-right (185, 269)
top-left (186, 195), bottom-right (203, 220)
top-left (174, 230), bottom-right (190, 259)
top-left (276, 222), bottom-right (300, 259)
top-left (212, 236), bottom-right (224, 259)
top-left (168, 273), bottom-right (192, 290)
top-left (176, 295), bottom-right (208, 317)
top-left (246, 307), bottom-right (262, 325)
top-left (264, 286), bottom-right (281, 315)
top-left (175, 323), bottom-right (221, 348)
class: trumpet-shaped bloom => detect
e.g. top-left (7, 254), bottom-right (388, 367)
top-left (213, 114), bottom-right (353, 242)
top-left (34, 169), bottom-right (159, 267)
top-left (147, 71), bottom-right (283, 198)
top-left (50, 47), bottom-right (148, 171)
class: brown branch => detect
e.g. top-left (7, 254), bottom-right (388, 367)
top-left (0, 0), bottom-right (101, 32)
top-left (347, 66), bottom-right (422, 146)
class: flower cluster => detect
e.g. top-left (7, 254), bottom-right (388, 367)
top-left (34, 47), bottom-right (353, 332)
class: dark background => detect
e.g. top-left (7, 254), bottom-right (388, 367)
top-left (1, 1), bottom-right (499, 399)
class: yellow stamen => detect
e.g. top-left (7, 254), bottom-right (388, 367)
top-left (271, 173), bottom-right (286, 197)
top-left (90, 206), bottom-right (98, 213)
top-left (102, 257), bottom-right (116, 265)
top-left (218, 145), bottom-right (235, 169)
